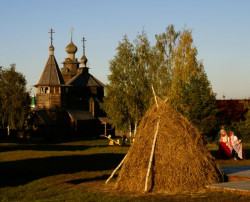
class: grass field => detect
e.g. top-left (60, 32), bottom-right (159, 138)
top-left (1, 138), bottom-right (250, 201)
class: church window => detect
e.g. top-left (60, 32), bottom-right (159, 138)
top-left (45, 87), bottom-right (49, 93)
top-left (40, 87), bottom-right (43, 93)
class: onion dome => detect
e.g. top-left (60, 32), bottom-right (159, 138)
top-left (80, 54), bottom-right (88, 67)
top-left (65, 40), bottom-right (77, 54)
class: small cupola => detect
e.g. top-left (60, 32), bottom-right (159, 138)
top-left (49, 45), bottom-right (55, 55)
top-left (80, 54), bottom-right (88, 68)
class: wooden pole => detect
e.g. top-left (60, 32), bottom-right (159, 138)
top-left (151, 85), bottom-right (158, 108)
top-left (144, 120), bottom-right (160, 192)
top-left (106, 154), bottom-right (128, 184)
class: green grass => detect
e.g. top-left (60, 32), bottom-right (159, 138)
top-left (1, 138), bottom-right (250, 201)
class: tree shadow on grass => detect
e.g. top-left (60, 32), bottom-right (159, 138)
top-left (0, 153), bottom-right (125, 188)
top-left (0, 144), bottom-right (95, 152)
top-left (0, 138), bottom-right (113, 152)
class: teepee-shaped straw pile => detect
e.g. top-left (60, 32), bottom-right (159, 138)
top-left (107, 96), bottom-right (223, 193)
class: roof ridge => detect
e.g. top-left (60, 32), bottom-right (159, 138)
top-left (66, 71), bottom-right (83, 85)
top-left (88, 73), bottom-right (105, 87)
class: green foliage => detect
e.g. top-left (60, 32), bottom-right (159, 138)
top-left (153, 25), bottom-right (179, 98)
top-left (181, 76), bottom-right (219, 137)
top-left (102, 25), bottom-right (218, 137)
top-left (101, 36), bottom-right (135, 131)
top-left (0, 64), bottom-right (30, 132)
top-left (101, 35), bottom-right (151, 132)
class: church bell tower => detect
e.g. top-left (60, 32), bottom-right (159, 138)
top-left (35, 29), bottom-right (65, 109)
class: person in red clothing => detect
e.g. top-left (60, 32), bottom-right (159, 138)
top-left (215, 128), bottom-right (231, 159)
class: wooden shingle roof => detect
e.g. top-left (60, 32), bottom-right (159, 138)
top-left (67, 110), bottom-right (95, 120)
top-left (66, 70), bottom-right (104, 88)
top-left (36, 55), bottom-right (65, 86)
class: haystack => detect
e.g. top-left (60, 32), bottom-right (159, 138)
top-left (108, 98), bottom-right (223, 193)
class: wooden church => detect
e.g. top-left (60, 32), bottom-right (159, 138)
top-left (28, 29), bottom-right (111, 139)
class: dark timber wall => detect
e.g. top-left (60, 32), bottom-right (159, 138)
top-left (36, 93), bottom-right (64, 109)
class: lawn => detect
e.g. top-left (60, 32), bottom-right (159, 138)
top-left (0, 138), bottom-right (250, 201)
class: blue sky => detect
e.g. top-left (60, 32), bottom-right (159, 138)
top-left (0, 0), bottom-right (250, 99)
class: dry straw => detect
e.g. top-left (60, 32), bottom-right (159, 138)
top-left (112, 97), bottom-right (223, 193)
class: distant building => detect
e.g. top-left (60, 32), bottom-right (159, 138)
top-left (28, 29), bottom-right (112, 139)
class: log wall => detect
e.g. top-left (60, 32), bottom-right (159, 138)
top-left (36, 93), bottom-right (63, 109)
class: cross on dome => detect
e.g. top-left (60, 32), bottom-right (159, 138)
top-left (82, 37), bottom-right (87, 55)
top-left (71, 27), bottom-right (74, 41)
top-left (48, 28), bottom-right (55, 45)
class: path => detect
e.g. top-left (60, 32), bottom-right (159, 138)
top-left (207, 165), bottom-right (250, 192)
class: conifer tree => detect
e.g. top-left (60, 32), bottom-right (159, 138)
top-left (167, 28), bottom-right (218, 136)
top-left (181, 75), bottom-right (218, 136)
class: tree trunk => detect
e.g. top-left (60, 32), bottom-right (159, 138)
top-left (7, 125), bottom-right (10, 136)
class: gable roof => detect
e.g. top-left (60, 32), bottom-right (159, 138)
top-left (36, 110), bottom-right (55, 125)
top-left (66, 70), bottom-right (104, 88)
top-left (36, 55), bottom-right (65, 86)
top-left (67, 110), bottom-right (95, 120)
top-left (28, 110), bottom-right (54, 125)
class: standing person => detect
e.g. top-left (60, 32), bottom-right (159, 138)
top-left (228, 132), bottom-right (243, 160)
top-left (216, 126), bottom-right (225, 145)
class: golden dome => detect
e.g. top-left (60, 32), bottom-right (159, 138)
top-left (65, 40), bottom-right (77, 54)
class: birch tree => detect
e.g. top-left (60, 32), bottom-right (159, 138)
top-left (101, 36), bottom-right (136, 132)
top-left (0, 64), bottom-right (30, 135)
top-left (103, 26), bottom-right (218, 138)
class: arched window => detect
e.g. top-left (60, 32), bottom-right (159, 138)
top-left (45, 87), bottom-right (49, 93)
top-left (40, 87), bottom-right (43, 93)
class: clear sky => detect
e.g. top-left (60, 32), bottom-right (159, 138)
top-left (0, 0), bottom-right (250, 99)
